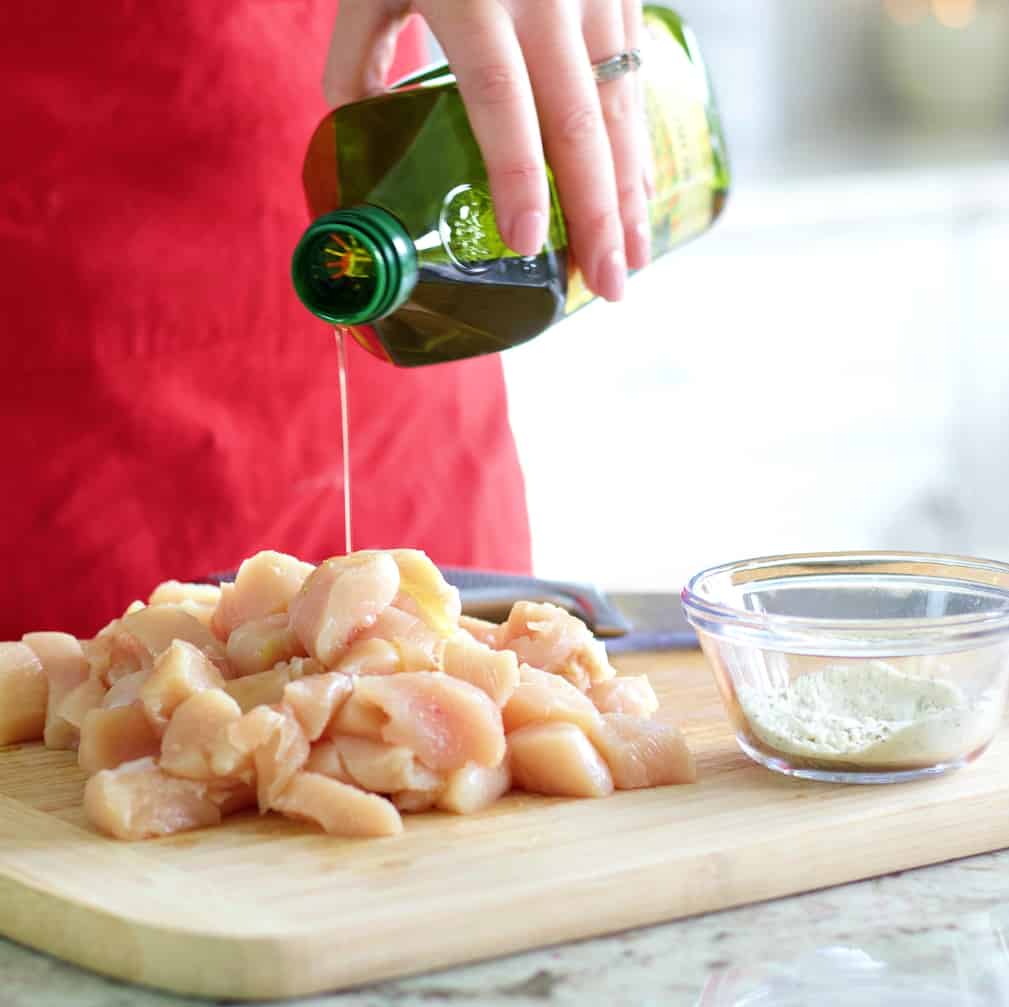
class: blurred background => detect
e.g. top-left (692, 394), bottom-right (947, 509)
top-left (500, 0), bottom-right (1009, 591)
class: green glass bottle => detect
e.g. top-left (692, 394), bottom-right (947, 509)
top-left (292, 5), bottom-right (730, 367)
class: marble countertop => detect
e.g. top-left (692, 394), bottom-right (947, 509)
top-left (4, 816), bottom-right (1009, 1006)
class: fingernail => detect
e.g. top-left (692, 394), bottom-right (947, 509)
top-left (509, 210), bottom-right (547, 257)
top-left (595, 248), bottom-right (626, 302)
top-left (627, 222), bottom-right (652, 271)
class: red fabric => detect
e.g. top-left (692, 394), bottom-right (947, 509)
top-left (0, 4), bottom-right (531, 640)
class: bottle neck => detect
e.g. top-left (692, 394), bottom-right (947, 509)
top-left (291, 206), bottom-right (418, 325)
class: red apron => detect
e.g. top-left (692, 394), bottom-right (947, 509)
top-left (1, 3), bottom-right (531, 640)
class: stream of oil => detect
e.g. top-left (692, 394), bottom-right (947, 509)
top-left (334, 328), bottom-right (352, 554)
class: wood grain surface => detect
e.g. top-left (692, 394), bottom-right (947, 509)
top-left (1, 649), bottom-right (1007, 1001)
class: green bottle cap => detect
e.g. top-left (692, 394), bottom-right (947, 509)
top-left (291, 205), bottom-right (418, 325)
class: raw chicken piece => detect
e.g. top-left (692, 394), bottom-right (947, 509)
top-left (206, 703), bottom-right (310, 809)
top-left (303, 740), bottom-right (351, 783)
top-left (289, 553), bottom-right (400, 666)
top-left (148, 583), bottom-right (221, 628)
top-left (148, 581), bottom-right (222, 608)
top-left (354, 672), bottom-right (506, 771)
top-left (210, 583), bottom-right (241, 642)
top-left (498, 601), bottom-right (615, 693)
top-left (21, 632), bottom-right (88, 749)
top-left (333, 638), bottom-right (400, 677)
top-left (589, 676), bottom-right (660, 718)
top-left (307, 737), bottom-right (442, 794)
top-left (224, 657), bottom-right (324, 713)
top-left (226, 613), bottom-right (306, 678)
top-left (508, 722), bottom-right (613, 798)
top-left (283, 672), bottom-right (352, 741)
top-left (443, 632), bottom-right (519, 706)
top-left (354, 605), bottom-right (443, 672)
top-left (78, 705), bottom-right (161, 774)
top-left (121, 605), bottom-right (227, 674)
top-left (176, 602), bottom-right (217, 629)
top-left (502, 664), bottom-right (601, 735)
top-left (140, 639), bottom-right (226, 733)
top-left (55, 677), bottom-right (108, 733)
top-left (87, 605), bottom-right (228, 685)
top-left (355, 669), bottom-right (508, 770)
top-left (82, 634), bottom-right (144, 686)
top-left (328, 692), bottom-right (388, 742)
top-left (392, 789), bottom-right (440, 813)
top-left (84, 757), bottom-right (222, 840)
top-left (210, 705), bottom-right (283, 780)
top-left (81, 629), bottom-right (140, 686)
top-left (458, 615), bottom-right (502, 649)
top-left (0, 642), bottom-right (47, 746)
top-left (160, 689), bottom-right (243, 781)
top-left (210, 781), bottom-right (258, 816)
top-left (271, 772), bottom-right (403, 837)
top-left (437, 760), bottom-right (511, 814)
top-left (102, 669), bottom-right (152, 709)
top-left (384, 549), bottom-right (461, 637)
top-left (587, 714), bottom-right (696, 788)
top-left (210, 550), bottom-right (316, 640)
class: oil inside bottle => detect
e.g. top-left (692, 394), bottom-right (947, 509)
top-left (369, 251), bottom-right (568, 366)
top-left (334, 327), bottom-right (352, 554)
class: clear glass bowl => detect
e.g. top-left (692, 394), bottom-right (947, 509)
top-left (681, 552), bottom-right (1009, 783)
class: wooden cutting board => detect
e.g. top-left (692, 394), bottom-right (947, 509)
top-left (2, 649), bottom-right (1009, 1001)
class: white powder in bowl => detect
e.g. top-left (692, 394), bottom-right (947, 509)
top-left (736, 661), bottom-right (1005, 768)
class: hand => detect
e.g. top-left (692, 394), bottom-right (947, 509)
top-left (323, 0), bottom-right (651, 303)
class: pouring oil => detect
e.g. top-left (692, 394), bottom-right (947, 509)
top-left (334, 327), bottom-right (352, 554)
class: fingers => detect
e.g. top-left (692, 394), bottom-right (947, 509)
top-left (322, 0), bottom-right (411, 109)
top-left (583, 0), bottom-right (650, 272)
top-left (325, 0), bottom-right (647, 302)
top-left (516, 3), bottom-right (626, 301)
top-left (419, 0), bottom-right (548, 257)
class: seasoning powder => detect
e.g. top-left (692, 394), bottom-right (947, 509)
top-left (737, 661), bottom-right (1003, 767)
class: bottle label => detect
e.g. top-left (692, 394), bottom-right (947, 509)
top-left (643, 16), bottom-right (717, 258)
top-left (564, 12), bottom-right (717, 315)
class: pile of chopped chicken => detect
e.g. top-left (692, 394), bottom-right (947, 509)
top-left (0, 550), bottom-right (695, 840)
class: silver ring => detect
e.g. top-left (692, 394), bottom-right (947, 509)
top-left (592, 48), bottom-right (642, 84)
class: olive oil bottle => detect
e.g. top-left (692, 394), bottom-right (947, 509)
top-left (292, 5), bottom-right (730, 367)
